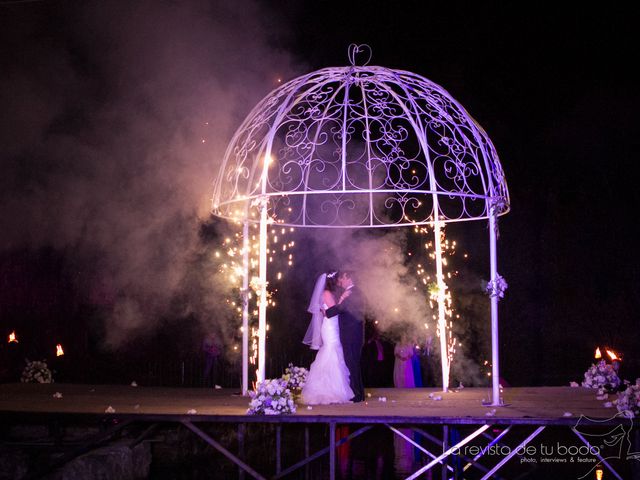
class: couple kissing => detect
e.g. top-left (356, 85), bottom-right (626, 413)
top-left (302, 270), bottom-right (365, 404)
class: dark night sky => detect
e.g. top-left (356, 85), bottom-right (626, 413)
top-left (1, 1), bottom-right (638, 385)
top-left (270, 2), bottom-right (640, 383)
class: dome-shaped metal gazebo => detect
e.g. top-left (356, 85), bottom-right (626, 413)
top-left (213, 45), bottom-right (509, 405)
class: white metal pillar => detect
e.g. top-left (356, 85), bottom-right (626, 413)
top-left (433, 218), bottom-right (449, 392)
top-left (255, 153), bottom-right (271, 385)
top-left (257, 200), bottom-right (268, 384)
top-left (241, 220), bottom-right (250, 395)
top-left (488, 208), bottom-right (501, 406)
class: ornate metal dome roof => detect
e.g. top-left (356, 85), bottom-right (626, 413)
top-left (213, 51), bottom-right (509, 228)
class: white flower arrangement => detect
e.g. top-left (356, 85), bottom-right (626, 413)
top-left (489, 197), bottom-right (509, 214)
top-left (485, 275), bottom-right (508, 299)
top-left (247, 378), bottom-right (296, 415)
top-left (281, 363), bottom-right (308, 391)
top-left (21, 359), bottom-right (53, 383)
top-left (581, 360), bottom-right (620, 390)
top-left (615, 379), bottom-right (640, 418)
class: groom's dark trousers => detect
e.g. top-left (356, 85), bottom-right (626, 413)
top-left (326, 287), bottom-right (365, 402)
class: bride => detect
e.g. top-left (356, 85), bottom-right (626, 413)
top-left (301, 270), bottom-right (354, 405)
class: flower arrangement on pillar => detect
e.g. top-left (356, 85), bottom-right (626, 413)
top-left (485, 275), bottom-right (508, 299)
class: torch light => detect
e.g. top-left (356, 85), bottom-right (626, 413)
top-left (594, 347), bottom-right (602, 360)
top-left (606, 349), bottom-right (619, 361)
top-left (56, 344), bottom-right (64, 357)
top-left (606, 349), bottom-right (622, 373)
top-left (8, 331), bottom-right (18, 343)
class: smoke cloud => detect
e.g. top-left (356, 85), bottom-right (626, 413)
top-left (287, 227), bottom-right (491, 387)
top-left (1, 2), bottom-right (490, 386)
top-left (0, 0), bottom-right (298, 347)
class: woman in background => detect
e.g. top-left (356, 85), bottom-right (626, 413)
top-left (393, 336), bottom-right (415, 388)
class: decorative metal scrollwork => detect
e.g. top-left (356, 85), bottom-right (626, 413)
top-left (213, 58), bottom-right (509, 228)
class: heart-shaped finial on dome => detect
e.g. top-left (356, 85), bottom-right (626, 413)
top-left (347, 43), bottom-right (372, 67)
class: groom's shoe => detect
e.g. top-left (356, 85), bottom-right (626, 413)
top-left (352, 395), bottom-right (365, 403)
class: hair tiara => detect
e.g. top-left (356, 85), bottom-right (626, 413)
top-left (326, 271), bottom-right (337, 279)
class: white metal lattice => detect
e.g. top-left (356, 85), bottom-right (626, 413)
top-left (213, 59), bottom-right (509, 227)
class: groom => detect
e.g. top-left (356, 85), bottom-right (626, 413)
top-left (326, 271), bottom-right (365, 402)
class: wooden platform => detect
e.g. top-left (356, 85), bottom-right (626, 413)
top-left (0, 383), bottom-right (624, 425)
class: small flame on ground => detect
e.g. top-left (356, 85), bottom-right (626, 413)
top-left (56, 344), bottom-right (64, 356)
top-left (8, 331), bottom-right (18, 343)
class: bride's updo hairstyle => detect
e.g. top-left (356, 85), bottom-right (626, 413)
top-left (325, 270), bottom-right (339, 293)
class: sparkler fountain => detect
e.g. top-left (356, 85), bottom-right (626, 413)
top-left (213, 45), bottom-right (510, 404)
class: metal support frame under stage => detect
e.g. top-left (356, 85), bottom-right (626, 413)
top-left (177, 419), bottom-right (631, 480)
top-left (9, 414), bottom-right (633, 479)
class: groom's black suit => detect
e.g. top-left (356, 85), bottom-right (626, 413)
top-left (326, 286), bottom-right (365, 402)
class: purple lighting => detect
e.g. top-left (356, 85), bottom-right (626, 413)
top-left (212, 45), bottom-right (509, 402)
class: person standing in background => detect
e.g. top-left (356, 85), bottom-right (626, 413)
top-left (411, 341), bottom-right (423, 388)
top-left (394, 336), bottom-right (415, 388)
top-left (362, 321), bottom-right (394, 387)
top-left (202, 332), bottom-right (221, 388)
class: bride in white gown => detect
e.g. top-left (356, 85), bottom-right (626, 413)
top-left (301, 271), bottom-right (354, 405)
